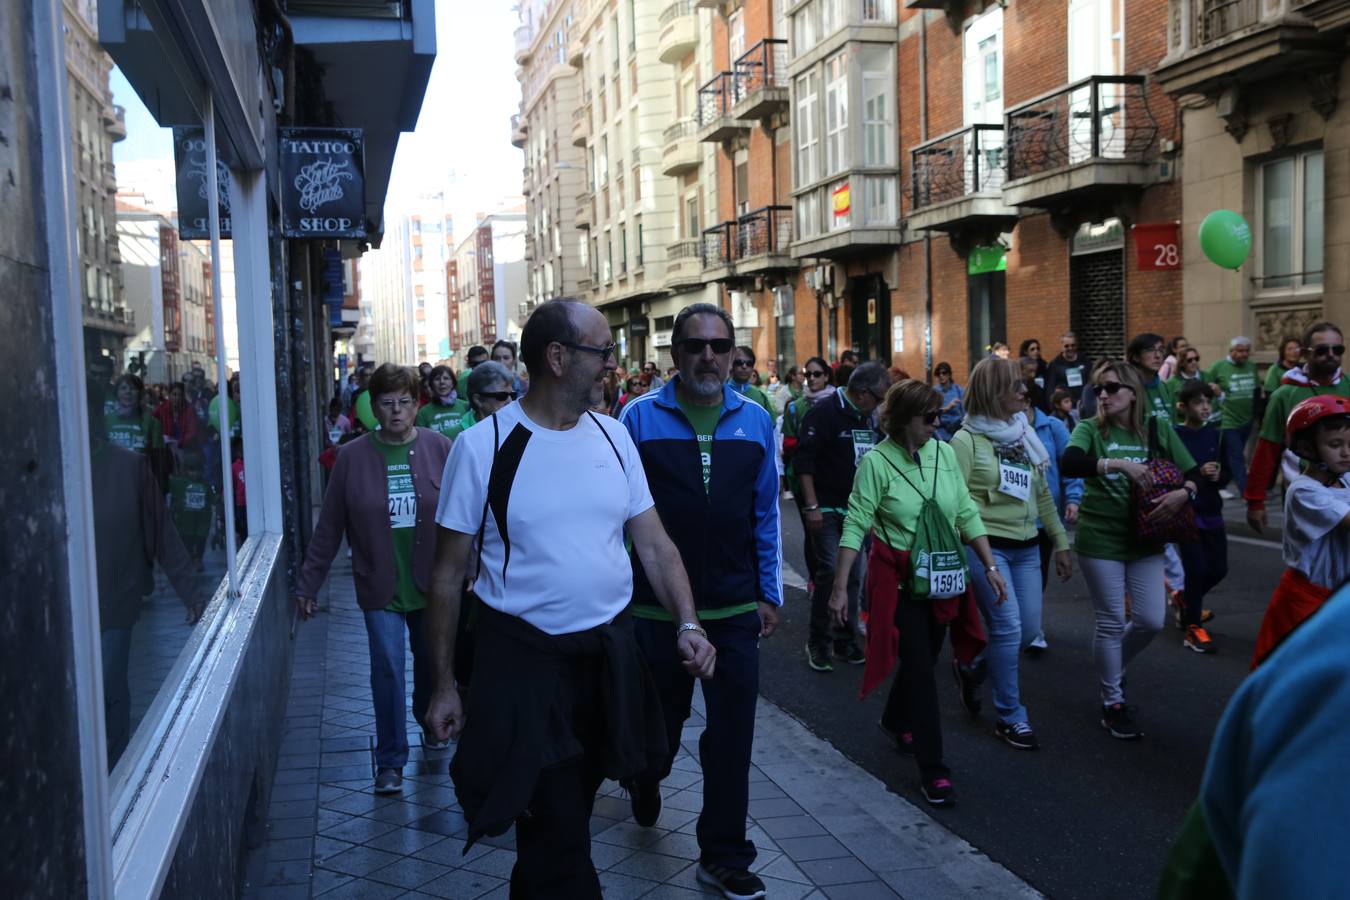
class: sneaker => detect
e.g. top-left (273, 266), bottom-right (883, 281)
top-left (422, 732), bottom-right (452, 752)
top-left (806, 642), bottom-right (833, 673)
top-left (920, 777), bottom-right (956, 807)
top-left (877, 720), bottom-right (915, 755)
top-left (994, 720), bottom-right (1040, 750)
top-left (1025, 634), bottom-right (1049, 654)
top-left (1101, 703), bottom-right (1144, 740)
top-left (1174, 604), bottom-right (1216, 629)
top-left (373, 768), bottom-right (403, 794)
top-left (625, 776), bottom-right (662, 828)
top-left (1183, 625), bottom-right (1216, 654)
top-left (696, 862), bottom-right (767, 899)
top-left (834, 638), bottom-right (866, 665)
top-left (1219, 488), bottom-right (1235, 500)
top-left (953, 659), bottom-right (982, 715)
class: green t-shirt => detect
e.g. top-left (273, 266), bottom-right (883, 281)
top-left (416, 399), bottom-right (470, 437)
top-left (1264, 363), bottom-right (1291, 394)
top-left (678, 398), bottom-right (723, 495)
top-left (169, 474), bottom-right (214, 539)
top-left (1068, 420), bottom-right (1197, 561)
top-left (456, 368), bottom-right (473, 399)
top-left (105, 410), bottom-right (163, 453)
top-left (442, 408), bottom-right (478, 442)
top-left (1144, 377), bottom-right (1176, 423)
top-left (731, 381), bottom-right (775, 416)
top-left (1259, 380), bottom-right (1350, 444)
top-left (1206, 359), bottom-right (1259, 430)
top-left (373, 436), bottom-right (426, 613)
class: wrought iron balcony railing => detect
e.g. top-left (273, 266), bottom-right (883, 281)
top-left (733, 38), bottom-right (789, 100)
top-left (911, 124), bottom-right (1006, 210)
top-left (736, 206), bottom-right (793, 259)
top-left (701, 221), bottom-right (736, 268)
top-left (697, 72), bottom-right (738, 127)
top-left (1005, 75), bottom-right (1159, 183)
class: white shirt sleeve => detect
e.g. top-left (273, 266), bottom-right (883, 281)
top-left (1287, 479), bottom-right (1350, 544)
top-left (435, 432), bottom-right (488, 534)
top-left (620, 425), bottom-right (655, 521)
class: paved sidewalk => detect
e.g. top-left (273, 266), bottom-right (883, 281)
top-left (242, 558), bottom-right (1039, 899)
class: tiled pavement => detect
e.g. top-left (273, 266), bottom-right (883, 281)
top-left (242, 555), bottom-right (1039, 899)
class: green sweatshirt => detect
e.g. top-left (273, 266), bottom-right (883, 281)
top-left (841, 438), bottom-right (986, 553)
top-left (949, 431), bottom-right (1069, 551)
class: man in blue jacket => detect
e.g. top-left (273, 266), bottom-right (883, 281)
top-left (620, 302), bottom-right (782, 900)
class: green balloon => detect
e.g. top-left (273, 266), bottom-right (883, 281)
top-left (208, 395), bottom-right (240, 437)
top-left (1198, 209), bottom-right (1252, 270)
top-left (354, 391), bottom-right (378, 430)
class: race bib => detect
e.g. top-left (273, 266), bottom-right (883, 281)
top-left (998, 460), bottom-right (1032, 501)
top-left (329, 427), bottom-right (343, 445)
top-left (185, 486), bottom-right (206, 511)
top-left (1034, 376), bottom-right (1045, 389)
top-left (1066, 368), bottom-right (1083, 389)
top-left (928, 550), bottom-right (967, 599)
top-left (387, 470), bottom-right (416, 529)
top-left (852, 429), bottom-right (879, 465)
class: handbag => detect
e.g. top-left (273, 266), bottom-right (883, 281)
top-left (1133, 417), bottom-right (1198, 545)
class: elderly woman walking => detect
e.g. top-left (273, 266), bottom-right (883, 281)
top-left (295, 363), bottom-right (453, 794)
top-left (441, 360), bottom-right (518, 441)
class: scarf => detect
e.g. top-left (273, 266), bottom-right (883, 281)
top-left (961, 413), bottom-right (1051, 473)
top-left (436, 390), bottom-right (458, 405)
top-left (1281, 366), bottom-right (1342, 387)
top-left (804, 383), bottom-right (837, 405)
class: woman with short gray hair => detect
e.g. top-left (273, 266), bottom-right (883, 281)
top-left (442, 360), bottom-right (518, 442)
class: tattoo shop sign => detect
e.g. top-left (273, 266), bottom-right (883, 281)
top-left (173, 128), bottom-right (231, 240)
top-left (280, 128), bottom-right (366, 239)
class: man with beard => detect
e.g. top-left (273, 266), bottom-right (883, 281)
top-left (424, 299), bottom-right (715, 896)
top-left (618, 302), bottom-right (782, 899)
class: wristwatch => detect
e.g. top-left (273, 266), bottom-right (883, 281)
top-left (803, 504), bottom-right (820, 512)
top-left (1185, 486), bottom-right (1197, 502)
top-left (677, 622), bottom-right (708, 640)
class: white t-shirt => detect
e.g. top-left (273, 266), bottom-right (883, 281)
top-left (1283, 473), bottom-right (1350, 588)
top-left (435, 402), bottom-right (655, 634)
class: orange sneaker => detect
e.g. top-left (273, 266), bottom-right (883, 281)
top-left (1183, 625), bottom-right (1215, 654)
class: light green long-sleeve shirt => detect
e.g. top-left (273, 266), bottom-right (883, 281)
top-left (949, 430), bottom-right (1069, 552)
top-left (841, 437), bottom-right (987, 552)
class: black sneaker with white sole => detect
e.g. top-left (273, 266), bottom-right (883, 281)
top-left (834, 638), bottom-right (867, 665)
top-left (373, 767), bottom-right (403, 794)
top-left (994, 720), bottom-right (1040, 750)
top-left (953, 659), bottom-right (982, 715)
top-left (696, 862), bottom-right (767, 899)
top-left (1101, 703), bottom-right (1144, 740)
top-left (920, 776), bottom-right (956, 807)
top-left (806, 642), bottom-right (833, 672)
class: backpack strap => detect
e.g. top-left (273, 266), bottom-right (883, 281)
top-left (585, 409), bottom-right (625, 471)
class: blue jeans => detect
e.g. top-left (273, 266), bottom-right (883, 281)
top-left (1219, 422), bottom-right (1251, 492)
top-left (364, 608), bottom-right (433, 769)
top-left (967, 544), bottom-right (1043, 725)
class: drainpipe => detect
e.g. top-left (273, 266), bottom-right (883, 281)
top-left (919, 11), bottom-right (933, 382)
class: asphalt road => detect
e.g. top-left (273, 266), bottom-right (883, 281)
top-left (759, 497), bottom-right (1286, 900)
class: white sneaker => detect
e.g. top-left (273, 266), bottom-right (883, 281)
top-left (1026, 634), bottom-right (1049, 653)
top-left (1219, 489), bottom-right (1235, 500)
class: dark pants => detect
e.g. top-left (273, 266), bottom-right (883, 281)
top-left (1219, 422), bottom-right (1252, 492)
top-left (1038, 528), bottom-right (1053, 592)
top-left (792, 490), bottom-right (820, 585)
top-left (880, 595), bottom-right (950, 781)
top-left (634, 611), bottom-right (760, 870)
top-left (808, 511), bottom-right (861, 650)
top-left (511, 653), bottom-right (607, 899)
top-left (1178, 527), bottom-right (1228, 627)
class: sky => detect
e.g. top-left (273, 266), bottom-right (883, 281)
top-left (111, 1), bottom-right (525, 243)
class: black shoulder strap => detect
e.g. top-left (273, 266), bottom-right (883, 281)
top-left (586, 409), bottom-right (625, 471)
top-left (1148, 415), bottom-right (1159, 460)
top-left (877, 444), bottom-right (931, 499)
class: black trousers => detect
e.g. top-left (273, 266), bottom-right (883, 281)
top-left (1178, 527), bottom-right (1228, 627)
top-left (879, 594), bottom-right (950, 781)
top-left (792, 490), bottom-right (821, 585)
top-left (510, 655), bottom-right (606, 899)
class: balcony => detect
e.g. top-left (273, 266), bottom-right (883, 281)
top-left (735, 206), bottom-right (796, 275)
top-left (1156, 0), bottom-right (1341, 97)
top-left (1003, 76), bottom-right (1160, 211)
top-left (731, 39), bottom-right (789, 122)
top-left (571, 106), bottom-right (591, 147)
top-left (1293, 0), bottom-right (1350, 31)
top-left (658, 1), bottom-right (698, 63)
top-left (790, 173), bottom-right (902, 259)
top-left (567, 33), bottom-right (585, 68)
top-left (514, 24), bottom-right (534, 65)
top-left (697, 73), bottom-right (750, 143)
top-left (511, 113), bottom-right (526, 149)
top-left (106, 104), bottom-right (127, 141)
top-left (701, 221), bottom-right (738, 282)
top-left (575, 190), bottom-right (593, 229)
top-left (665, 238), bottom-right (704, 290)
top-left (661, 119), bottom-right (701, 175)
top-left (908, 124), bottom-right (1018, 237)
top-left (524, 233), bottom-right (536, 262)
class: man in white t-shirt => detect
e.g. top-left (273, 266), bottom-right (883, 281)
top-left (423, 299), bottom-right (716, 897)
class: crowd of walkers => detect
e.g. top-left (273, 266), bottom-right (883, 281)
top-left (286, 304), bottom-right (1350, 899)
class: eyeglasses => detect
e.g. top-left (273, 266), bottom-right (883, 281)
top-left (1311, 343), bottom-right (1346, 357)
top-left (677, 337), bottom-right (735, 356)
top-left (1091, 382), bottom-right (1131, 398)
top-left (921, 410), bottom-right (942, 425)
top-left (376, 397), bottom-right (416, 411)
top-left (805, 369), bottom-right (828, 379)
top-left (476, 391), bottom-right (517, 402)
top-left (562, 341), bottom-right (616, 362)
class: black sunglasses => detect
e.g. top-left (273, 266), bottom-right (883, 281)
top-left (476, 391), bottom-right (517, 402)
top-left (562, 341), bottom-right (616, 362)
top-left (732, 359), bottom-right (755, 369)
top-left (1091, 382), bottom-right (1131, 397)
top-left (678, 337), bottom-right (735, 356)
top-left (805, 369), bottom-right (828, 378)
top-left (1311, 343), bottom-right (1346, 357)
top-left (921, 410), bottom-right (941, 424)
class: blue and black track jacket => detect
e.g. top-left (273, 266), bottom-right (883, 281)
top-left (619, 377), bottom-right (783, 615)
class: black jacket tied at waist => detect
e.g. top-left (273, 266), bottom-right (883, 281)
top-left (450, 604), bottom-right (668, 847)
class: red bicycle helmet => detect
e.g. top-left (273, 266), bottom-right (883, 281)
top-left (1285, 394), bottom-right (1350, 460)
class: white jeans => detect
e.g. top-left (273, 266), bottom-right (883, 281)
top-left (1163, 543), bottom-right (1185, 591)
top-left (1077, 553), bottom-right (1166, 706)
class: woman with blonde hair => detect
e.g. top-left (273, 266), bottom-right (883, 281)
top-left (950, 358), bottom-right (1073, 750)
top-left (1060, 361), bottom-right (1201, 740)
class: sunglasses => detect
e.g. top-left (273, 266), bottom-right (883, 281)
top-left (1091, 382), bottom-right (1131, 397)
top-left (921, 410), bottom-right (942, 424)
top-left (678, 337), bottom-right (735, 355)
top-left (732, 359), bottom-right (755, 369)
top-left (805, 369), bottom-right (828, 378)
top-left (1311, 343), bottom-right (1346, 357)
top-left (476, 391), bottom-right (517, 402)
